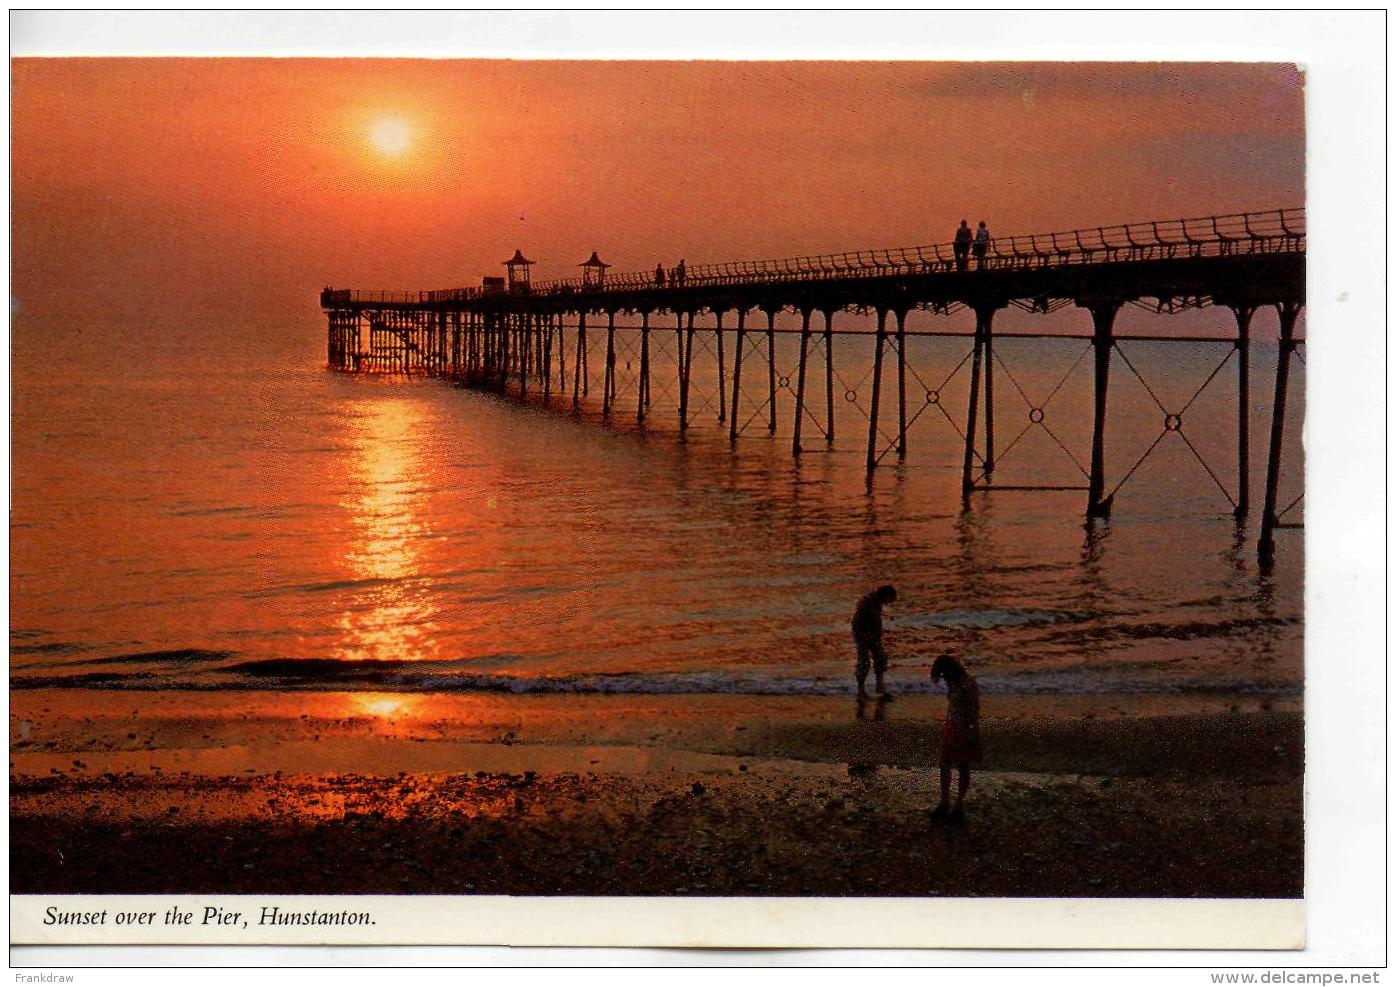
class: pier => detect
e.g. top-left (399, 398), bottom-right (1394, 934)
top-left (321, 207), bottom-right (1305, 563)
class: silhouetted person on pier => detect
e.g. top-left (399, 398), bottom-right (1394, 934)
top-left (929, 652), bottom-right (981, 823)
top-left (954, 220), bottom-right (972, 272)
top-left (675, 258), bottom-right (686, 285)
top-left (655, 264), bottom-right (666, 287)
top-left (973, 221), bottom-right (991, 269)
top-left (851, 584), bottom-right (897, 698)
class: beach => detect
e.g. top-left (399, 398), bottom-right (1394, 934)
top-left (11, 688), bottom-right (1302, 898)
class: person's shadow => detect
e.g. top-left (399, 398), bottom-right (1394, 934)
top-left (855, 694), bottom-right (892, 722)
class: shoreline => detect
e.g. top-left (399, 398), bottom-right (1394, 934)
top-left (11, 688), bottom-right (1302, 897)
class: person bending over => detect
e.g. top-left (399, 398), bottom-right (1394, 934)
top-left (851, 584), bottom-right (897, 698)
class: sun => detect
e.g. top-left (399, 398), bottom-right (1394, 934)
top-left (369, 116), bottom-right (412, 157)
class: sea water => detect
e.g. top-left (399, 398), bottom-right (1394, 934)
top-left (10, 309), bottom-right (1303, 702)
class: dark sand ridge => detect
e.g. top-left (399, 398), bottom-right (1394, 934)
top-left (11, 689), bottom-right (1302, 897)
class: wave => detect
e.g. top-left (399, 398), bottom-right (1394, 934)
top-left (88, 648), bottom-right (238, 665)
top-left (11, 659), bottom-right (1300, 698)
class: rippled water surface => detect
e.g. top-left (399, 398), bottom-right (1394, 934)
top-left (11, 312), bottom-right (1303, 699)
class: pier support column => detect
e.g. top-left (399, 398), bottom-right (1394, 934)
top-left (573, 312), bottom-right (588, 411)
top-left (488, 314), bottom-right (495, 381)
top-left (1083, 301), bottom-right (1121, 519)
top-left (766, 309), bottom-right (779, 434)
top-left (503, 314), bottom-right (512, 384)
top-left (638, 311), bottom-right (651, 424)
top-left (823, 310), bottom-right (836, 445)
top-left (603, 311), bottom-right (617, 418)
top-left (518, 314), bottom-right (529, 398)
top-left (675, 312), bottom-right (686, 393)
top-left (1258, 300), bottom-right (1302, 567)
top-left (557, 314), bottom-right (568, 393)
top-left (866, 308), bottom-right (889, 472)
top-left (1230, 304), bottom-right (1256, 520)
top-left (675, 312), bottom-right (687, 430)
top-left (482, 314), bottom-right (492, 381)
top-left (715, 311), bottom-right (727, 423)
top-left (679, 312), bottom-right (695, 434)
top-left (497, 314), bottom-right (506, 383)
top-left (792, 308), bottom-right (813, 456)
top-left (729, 309), bottom-right (747, 446)
top-left (448, 312), bottom-right (459, 376)
top-left (960, 307), bottom-right (990, 502)
top-left (896, 309), bottom-right (909, 461)
top-left (983, 309), bottom-right (996, 474)
top-left (542, 314), bottom-right (553, 404)
top-left (468, 312), bottom-right (475, 377)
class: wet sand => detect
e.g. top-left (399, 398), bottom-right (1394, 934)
top-left (10, 689), bottom-right (1302, 897)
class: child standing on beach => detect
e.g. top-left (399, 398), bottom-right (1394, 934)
top-left (851, 584), bottom-right (897, 698)
top-left (930, 653), bottom-right (981, 822)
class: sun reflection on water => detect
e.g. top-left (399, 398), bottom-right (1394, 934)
top-left (336, 398), bottom-right (440, 663)
top-left (350, 694), bottom-right (418, 720)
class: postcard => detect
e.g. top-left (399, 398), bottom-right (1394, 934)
top-left (7, 12), bottom-right (1382, 960)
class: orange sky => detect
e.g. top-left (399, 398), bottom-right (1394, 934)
top-left (11, 59), bottom-right (1303, 328)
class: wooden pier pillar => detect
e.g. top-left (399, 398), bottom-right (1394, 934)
top-left (714, 310), bottom-right (727, 423)
top-left (603, 311), bottom-right (617, 418)
top-left (1258, 300), bottom-right (1301, 566)
top-left (896, 309), bottom-right (909, 461)
top-left (730, 309), bottom-right (747, 446)
top-left (487, 314), bottom-right (496, 382)
top-left (1084, 301), bottom-right (1121, 519)
top-left (675, 311), bottom-right (687, 429)
top-left (823, 309), bottom-right (836, 445)
top-left (983, 307), bottom-right (996, 474)
top-left (487, 313), bottom-right (498, 383)
top-left (638, 311), bottom-right (651, 424)
top-left (519, 314), bottom-right (530, 398)
top-left (485, 312), bottom-right (492, 381)
top-left (866, 308), bottom-right (888, 472)
top-left (470, 312), bottom-right (478, 379)
top-left (507, 313), bottom-right (517, 386)
top-left (481, 314), bottom-right (490, 381)
top-left (679, 312), bottom-right (695, 434)
top-left (501, 314), bottom-right (508, 383)
top-left (792, 308), bottom-right (813, 456)
top-left (960, 306), bottom-right (992, 502)
top-left (675, 312), bottom-right (686, 388)
top-left (766, 309), bottom-right (779, 434)
top-left (573, 312), bottom-right (587, 411)
top-left (542, 314), bottom-right (554, 404)
top-left (539, 314), bottom-right (549, 387)
top-left (556, 315), bottom-right (567, 393)
top-left (1231, 304), bottom-right (1257, 520)
top-left (464, 311), bottom-right (472, 377)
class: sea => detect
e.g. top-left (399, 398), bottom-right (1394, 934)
top-left (10, 307), bottom-right (1303, 703)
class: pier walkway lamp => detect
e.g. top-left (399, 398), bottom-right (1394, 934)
top-left (503, 249), bottom-right (535, 294)
top-left (579, 251), bottom-right (611, 290)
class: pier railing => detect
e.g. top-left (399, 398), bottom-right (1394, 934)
top-left (324, 207), bottom-right (1304, 308)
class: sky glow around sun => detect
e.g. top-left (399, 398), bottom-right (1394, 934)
top-left (369, 115), bottom-right (412, 157)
